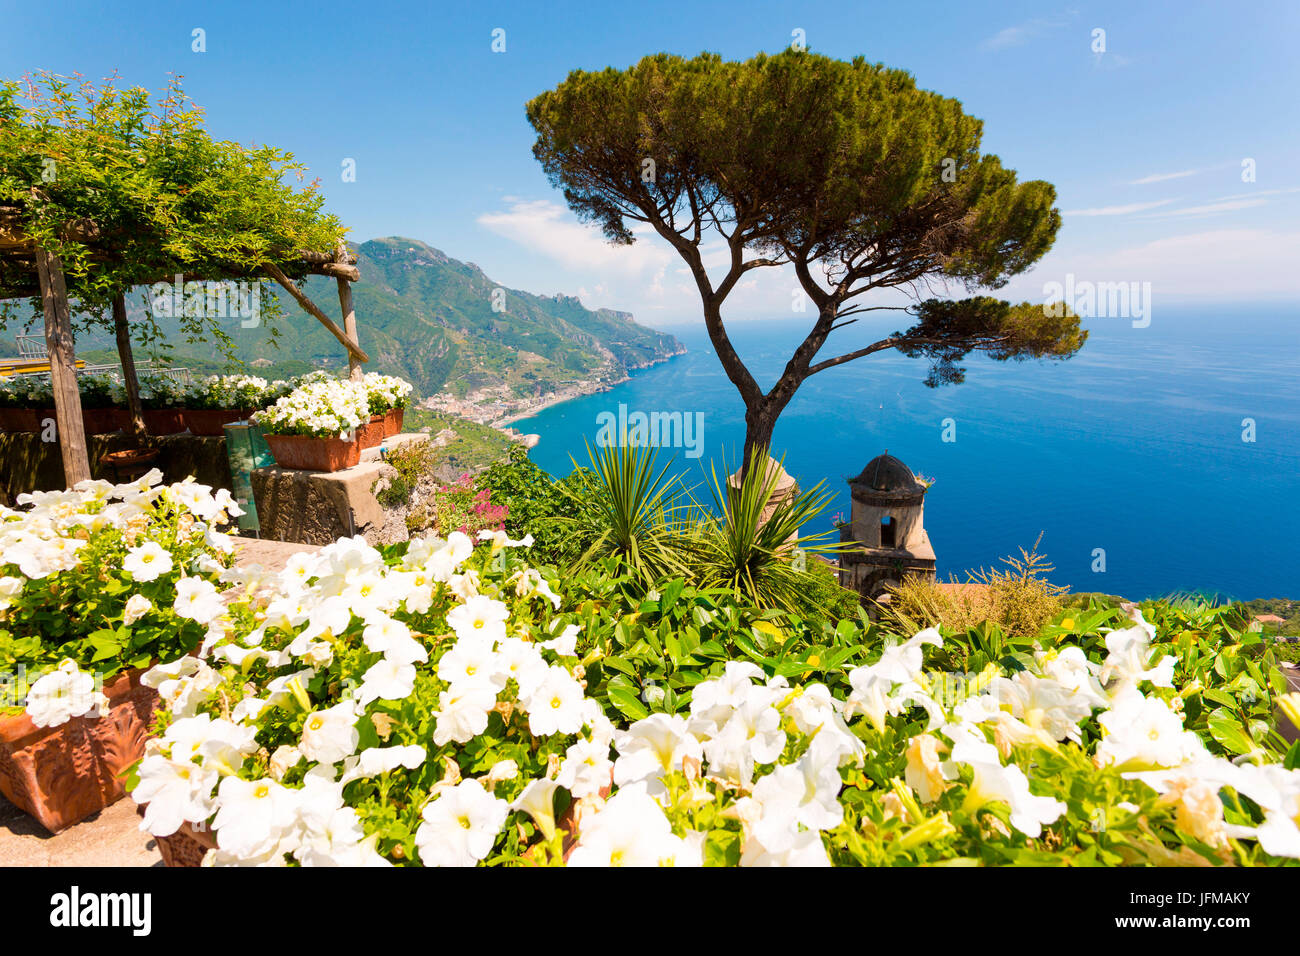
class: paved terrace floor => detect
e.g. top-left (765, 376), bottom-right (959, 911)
top-left (0, 537), bottom-right (319, 867)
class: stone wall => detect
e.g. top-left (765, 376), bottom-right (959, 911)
top-left (0, 431), bottom-right (231, 504)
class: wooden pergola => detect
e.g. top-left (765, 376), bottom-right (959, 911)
top-left (0, 204), bottom-right (368, 487)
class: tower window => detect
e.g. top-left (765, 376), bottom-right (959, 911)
top-left (881, 515), bottom-right (896, 548)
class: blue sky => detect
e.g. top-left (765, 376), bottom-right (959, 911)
top-left (5, 0), bottom-right (1298, 327)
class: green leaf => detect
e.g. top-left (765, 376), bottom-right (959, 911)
top-left (606, 675), bottom-right (649, 721)
top-left (1207, 710), bottom-right (1255, 756)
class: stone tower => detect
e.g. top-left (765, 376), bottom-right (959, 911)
top-left (838, 452), bottom-right (936, 600)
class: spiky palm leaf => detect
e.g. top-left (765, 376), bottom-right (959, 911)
top-left (685, 448), bottom-right (842, 614)
top-left (552, 438), bottom-right (690, 585)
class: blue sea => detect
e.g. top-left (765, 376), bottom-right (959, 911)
top-left (515, 307), bottom-right (1300, 600)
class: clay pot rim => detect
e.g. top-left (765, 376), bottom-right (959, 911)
top-left (0, 666), bottom-right (148, 749)
top-left (101, 448), bottom-right (160, 466)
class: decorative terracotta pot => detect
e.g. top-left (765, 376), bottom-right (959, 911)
top-left (0, 668), bottom-right (159, 834)
top-left (182, 408), bottom-right (251, 436)
top-left (142, 408), bottom-right (187, 435)
top-left (382, 407), bottom-right (405, 438)
top-left (355, 416), bottom-right (384, 450)
top-left (0, 408), bottom-right (41, 433)
top-left (149, 817), bottom-right (217, 867)
top-left (265, 433), bottom-right (360, 472)
top-left (80, 407), bottom-right (129, 435)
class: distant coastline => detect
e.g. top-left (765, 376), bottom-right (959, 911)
top-left (424, 344), bottom-right (688, 444)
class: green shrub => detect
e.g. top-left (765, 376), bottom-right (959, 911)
top-left (474, 445), bottom-right (594, 567)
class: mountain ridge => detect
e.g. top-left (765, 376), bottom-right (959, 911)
top-left (107, 236), bottom-right (685, 399)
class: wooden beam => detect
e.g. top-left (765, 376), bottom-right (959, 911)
top-left (263, 262), bottom-right (369, 364)
top-left (318, 262), bottom-right (360, 282)
top-left (35, 247), bottom-right (91, 486)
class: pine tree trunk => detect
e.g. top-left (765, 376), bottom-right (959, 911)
top-left (742, 403), bottom-right (777, 475)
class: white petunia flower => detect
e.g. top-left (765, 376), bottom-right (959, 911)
top-left (132, 754), bottom-right (219, 837)
top-left (211, 777), bottom-right (300, 860)
top-left (948, 733), bottom-right (1066, 838)
top-left (558, 737), bottom-right (615, 799)
top-left (433, 684), bottom-right (498, 746)
top-left (523, 666), bottom-right (587, 738)
top-left (437, 636), bottom-right (505, 692)
top-left (122, 540), bottom-right (174, 582)
top-left (357, 658), bottom-right (417, 705)
top-left (446, 595), bottom-right (510, 644)
top-left (567, 784), bottom-right (682, 867)
top-left (300, 701), bottom-right (361, 765)
top-left (25, 660), bottom-right (108, 728)
top-left (542, 623), bottom-right (581, 658)
top-left (613, 713), bottom-right (703, 793)
top-left (415, 779), bottom-right (509, 867)
top-left (173, 577), bottom-right (225, 625)
top-left (1095, 690), bottom-right (1206, 771)
top-left (123, 593), bottom-right (153, 625)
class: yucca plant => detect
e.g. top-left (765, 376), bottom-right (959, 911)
top-left (552, 438), bottom-right (690, 585)
top-left (684, 448), bottom-right (843, 614)
top-left (1160, 589), bottom-right (1228, 612)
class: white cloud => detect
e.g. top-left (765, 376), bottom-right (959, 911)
top-left (477, 197), bottom-right (828, 322)
top-left (1002, 228), bottom-right (1300, 301)
top-left (1207, 187), bottom-right (1300, 202)
top-left (981, 14), bottom-right (1074, 51)
top-left (477, 198), bottom-right (673, 279)
top-left (1064, 199), bottom-right (1176, 216)
top-left (1128, 169), bottom-right (1200, 185)
top-left (1140, 198), bottom-right (1269, 218)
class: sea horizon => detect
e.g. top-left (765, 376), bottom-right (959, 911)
top-left (515, 304), bottom-right (1300, 602)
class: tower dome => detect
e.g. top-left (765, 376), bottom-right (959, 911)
top-left (849, 452), bottom-right (925, 503)
top-left (839, 451), bottom-right (936, 602)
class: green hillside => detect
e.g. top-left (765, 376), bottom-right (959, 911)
top-left (108, 237), bottom-right (682, 399)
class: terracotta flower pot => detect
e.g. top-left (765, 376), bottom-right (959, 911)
top-left (265, 433), bottom-right (360, 472)
top-left (80, 407), bottom-right (129, 435)
top-left (0, 408), bottom-right (41, 433)
top-left (0, 668), bottom-right (160, 834)
top-left (149, 817), bottom-right (218, 867)
top-left (142, 408), bottom-right (187, 435)
top-left (355, 416), bottom-right (385, 450)
top-left (382, 407), bottom-right (405, 438)
top-left (182, 408), bottom-right (251, 436)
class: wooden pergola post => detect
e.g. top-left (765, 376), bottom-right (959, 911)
top-left (112, 291), bottom-right (146, 440)
top-left (337, 278), bottom-right (361, 382)
top-left (34, 247), bottom-right (90, 486)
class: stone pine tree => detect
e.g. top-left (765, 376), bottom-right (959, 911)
top-left (527, 51), bottom-right (1086, 466)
